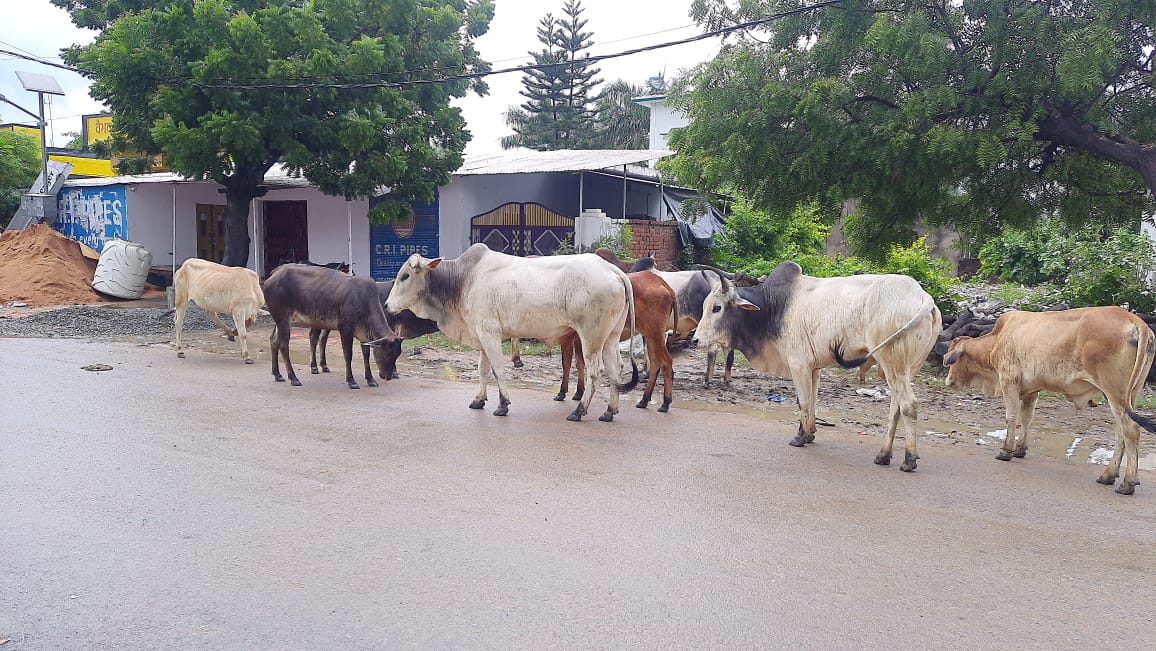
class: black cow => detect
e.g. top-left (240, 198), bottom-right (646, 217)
top-left (309, 280), bottom-right (439, 378)
top-left (263, 264), bottom-right (401, 389)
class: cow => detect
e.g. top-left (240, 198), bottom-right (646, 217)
top-left (385, 244), bottom-right (639, 421)
top-left (309, 279), bottom-right (439, 378)
top-left (942, 307), bottom-right (1156, 495)
top-left (262, 264), bottom-right (401, 389)
top-left (692, 262), bottom-right (941, 471)
top-left (172, 258), bottom-right (265, 364)
top-left (554, 270), bottom-right (679, 412)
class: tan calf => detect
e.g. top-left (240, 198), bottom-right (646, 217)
top-left (173, 258), bottom-right (265, 364)
top-left (943, 307), bottom-right (1156, 495)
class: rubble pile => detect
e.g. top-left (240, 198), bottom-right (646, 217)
top-left (0, 225), bottom-right (107, 307)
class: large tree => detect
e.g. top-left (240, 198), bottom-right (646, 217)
top-left (585, 78), bottom-right (651, 150)
top-left (502, 0), bottom-right (601, 150)
top-left (667, 0), bottom-right (1156, 255)
top-left (0, 130), bottom-right (41, 228)
top-left (53, 0), bottom-right (494, 267)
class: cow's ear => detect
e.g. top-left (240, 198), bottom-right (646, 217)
top-left (736, 297), bottom-right (760, 311)
top-left (943, 350), bottom-right (961, 366)
top-left (424, 257), bottom-right (443, 271)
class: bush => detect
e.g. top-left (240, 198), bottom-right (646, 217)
top-left (877, 238), bottom-right (959, 314)
top-left (978, 219), bottom-right (1156, 313)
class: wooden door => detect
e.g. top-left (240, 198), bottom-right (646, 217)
top-left (263, 200), bottom-right (309, 277)
top-left (195, 204), bottom-right (227, 263)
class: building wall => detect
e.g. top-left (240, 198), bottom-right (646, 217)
top-left (253, 188), bottom-right (371, 277)
top-left (126, 182), bottom-right (259, 272)
top-left (633, 97), bottom-right (688, 149)
top-left (438, 173), bottom-right (578, 257)
top-left (627, 219), bottom-right (680, 270)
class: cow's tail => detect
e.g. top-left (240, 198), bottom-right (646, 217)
top-left (615, 268), bottom-right (640, 394)
top-left (1126, 321), bottom-right (1156, 433)
top-left (831, 295), bottom-right (939, 369)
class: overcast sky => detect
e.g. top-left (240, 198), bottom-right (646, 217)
top-left (0, 0), bottom-right (719, 157)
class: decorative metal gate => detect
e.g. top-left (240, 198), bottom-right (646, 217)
top-left (470, 202), bottom-right (574, 256)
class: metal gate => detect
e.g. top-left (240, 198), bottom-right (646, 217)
top-left (470, 202), bottom-right (574, 256)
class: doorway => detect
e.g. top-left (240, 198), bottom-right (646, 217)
top-left (195, 204), bottom-right (227, 263)
top-left (263, 200), bottom-right (309, 277)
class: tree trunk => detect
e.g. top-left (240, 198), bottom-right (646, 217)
top-left (1037, 109), bottom-right (1156, 204)
top-left (219, 171), bottom-right (270, 268)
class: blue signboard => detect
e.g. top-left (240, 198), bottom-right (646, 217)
top-left (369, 193), bottom-right (439, 281)
top-left (55, 185), bottom-right (128, 251)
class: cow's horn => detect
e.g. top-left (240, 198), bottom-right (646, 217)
top-left (364, 335), bottom-right (395, 347)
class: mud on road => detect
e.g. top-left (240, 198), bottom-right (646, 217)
top-left (157, 321), bottom-right (1156, 476)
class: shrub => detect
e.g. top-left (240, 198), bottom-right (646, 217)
top-left (878, 238), bottom-right (959, 314)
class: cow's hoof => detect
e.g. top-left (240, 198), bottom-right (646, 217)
top-left (554, 392), bottom-right (566, 401)
top-left (348, 383), bottom-right (360, 390)
top-left (244, 358), bottom-right (253, 365)
top-left (995, 451), bottom-right (1013, 461)
top-left (387, 372), bottom-right (399, 380)
top-left (290, 379), bottom-right (302, 387)
top-left (900, 451), bottom-right (918, 472)
top-left (1115, 481), bottom-right (1137, 496)
top-left (874, 453), bottom-right (891, 466)
top-left (789, 434), bottom-right (809, 447)
top-left (227, 335), bottom-right (236, 342)
top-left (513, 359), bottom-right (524, 368)
top-left (1013, 448), bottom-right (1027, 458)
top-left (322, 367), bottom-right (330, 373)
top-left (177, 351), bottom-right (185, 358)
top-left (469, 399), bottom-right (486, 410)
top-left (657, 401), bottom-right (670, 413)
top-left (1097, 474), bottom-right (1117, 486)
top-left (367, 380), bottom-right (379, 388)
top-left (494, 406), bottom-right (509, 416)
top-left (599, 410), bottom-right (615, 422)
top-left (274, 375), bottom-right (285, 383)
top-left (566, 412), bottom-right (583, 422)
top-left (636, 399), bottom-right (649, 409)
top-left (311, 368), bottom-right (320, 374)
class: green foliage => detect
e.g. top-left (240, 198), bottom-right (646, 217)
top-left (668, 0), bottom-right (1156, 249)
top-left (585, 78), bottom-right (651, 150)
top-left (57, 0), bottom-right (492, 265)
top-left (979, 219), bottom-right (1156, 312)
top-left (0, 130), bottom-right (41, 228)
top-left (501, 0), bottom-right (601, 150)
top-left (591, 223), bottom-right (632, 257)
top-left (877, 238), bottom-right (958, 315)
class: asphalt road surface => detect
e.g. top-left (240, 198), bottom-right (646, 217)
top-left (2, 337), bottom-right (1154, 649)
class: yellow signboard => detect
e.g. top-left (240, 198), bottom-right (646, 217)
top-left (83, 113), bottom-right (114, 146)
top-left (0, 123), bottom-right (40, 139)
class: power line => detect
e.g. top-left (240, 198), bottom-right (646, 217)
top-left (187, 1), bottom-right (845, 91)
top-left (0, 47), bottom-right (84, 74)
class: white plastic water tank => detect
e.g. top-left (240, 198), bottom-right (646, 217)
top-left (92, 239), bottom-right (153, 299)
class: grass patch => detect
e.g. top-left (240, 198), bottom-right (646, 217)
top-left (405, 333), bottom-right (555, 357)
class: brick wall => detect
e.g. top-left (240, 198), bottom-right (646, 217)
top-left (626, 219), bottom-right (680, 270)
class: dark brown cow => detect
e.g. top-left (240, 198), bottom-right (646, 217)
top-left (556, 270), bottom-right (679, 412)
top-left (309, 279), bottom-right (438, 378)
top-left (943, 306), bottom-right (1156, 495)
top-left (263, 264), bottom-right (401, 389)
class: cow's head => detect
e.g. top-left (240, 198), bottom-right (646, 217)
top-left (385, 254), bottom-right (442, 320)
top-left (942, 336), bottom-right (974, 388)
top-left (363, 332), bottom-right (404, 380)
top-left (693, 269), bottom-right (758, 351)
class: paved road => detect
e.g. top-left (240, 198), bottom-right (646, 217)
top-left (2, 337), bottom-right (1154, 649)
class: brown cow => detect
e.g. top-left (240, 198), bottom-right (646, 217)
top-left (555, 270), bottom-right (679, 412)
top-left (943, 307), bottom-right (1156, 495)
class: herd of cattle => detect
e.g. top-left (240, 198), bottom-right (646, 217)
top-left (170, 245), bottom-right (1156, 496)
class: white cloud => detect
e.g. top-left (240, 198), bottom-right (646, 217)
top-left (1, 0), bottom-right (718, 153)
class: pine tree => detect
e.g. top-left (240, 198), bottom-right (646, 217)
top-left (502, 0), bottom-right (601, 150)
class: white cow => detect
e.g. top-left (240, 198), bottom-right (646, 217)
top-left (172, 258), bottom-right (265, 364)
top-left (693, 262), bottom-right (942, 471)
top-left (385, 244), bottom-right (639, 421)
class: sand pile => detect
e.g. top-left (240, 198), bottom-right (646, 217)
top-left (0, 224), bottom-right (107, 307)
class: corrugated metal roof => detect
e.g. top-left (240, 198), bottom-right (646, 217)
top-left (455, 149), bottom-right (673, 176)
top-left (61, 162), bottom-right (315, 189)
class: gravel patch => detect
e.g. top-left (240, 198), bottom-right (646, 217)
top-left (0, 305), bottom-right (273, 339)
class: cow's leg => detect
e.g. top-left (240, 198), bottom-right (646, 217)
top-left (1012, 393), bottom-right (1038, 458)
top-left (996, 384), bottom-right (1023, 461)
top-left (1103, 398), bottom-right (1140, 495)
top-left (309, 329), bottom-right (326, 374)
top-left (656, 332), bottom-right (674, 413)
top-left (205, 311), bottom-right (239, 340)
top-left (723, 348), bottom-right (734, 386)
top-left (338, 327), bottom-right (362, 389)
top-left (360, 342), bottom-right (379, 388)
top-left (789, 368), bottom-right (821, 447)
top-left (271, 320), bottom-right (300, 385)
top-left (596, 330), bottom-right (623, 422)
top-left (572, 338), bottom-right (587, 402)
top-left (232, 310), bottom-right (253, 364)
top-left (875, 398), bottom-right (902, 466)
top-left (637, 338), bottom-right (659, 409)
top-left (479, 339), bottom-right (511, 416)
top-left (704, 346), bottom-right (717, 388)
top-left (510, 338), bottom-right (524, 368)
top-left (470, 349), bottom-right (491, 409)
top-left (555, 335), bottom-right (574, 401)
top-left (174, 294), bottom-right (189, 358)
top-left (892, 372), bottom-right (921, 472)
